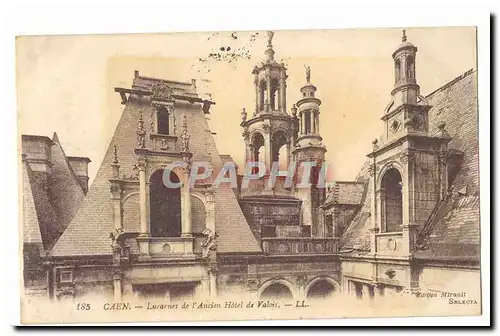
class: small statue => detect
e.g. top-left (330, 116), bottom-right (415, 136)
top-left (305, 65), bottom-right (311, 83)
top-left (267, 31), bottom-right (275, 46)
top-left (201, 228), bottom-right (218, 258)
top-left (109, 228), bottom-right (125, 249)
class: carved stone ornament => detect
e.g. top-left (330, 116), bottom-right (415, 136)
top-left (247, 279), bottom-right (260, 291)
top-left (151, 80), bottom-right (172, 101)
top-left (201, 228), bottom-right (218, 258)
top-left (109, 184), bottom-right (121, 196)
top-left (242, 128), bottom-right (250, 141)
top-left (385, 268), bottom-right (396, 279)
top-left (390, 119), bottom-right (401, 133)
top-left (368, 164), bottom-right (376, 176)
top-left (180, 115), bottom-right (190, 152)
top-left (399, 150), bottom-right (416, 164)
top-left (262, 123), bottom-right (271, 134)
top-left (150, 109), bottom-right (155, 132)
top-left (296, 275), bottom-right (308, 286)
top-left (160, 138), bottom-right (169, 150)
top-left (136, 110), bottom-right (146, 149)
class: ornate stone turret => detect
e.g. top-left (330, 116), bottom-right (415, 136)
top-left (291, 66), bottom-right (327, 236)
top-left (241, 31), bottom-right (295, 174)
top-left (367, 30), bottom-right (454, 259)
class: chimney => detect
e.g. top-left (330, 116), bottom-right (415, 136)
top-left (22, 135), bottom-right (54, 176)
top-left (67, 156), bottom-right (91, 194)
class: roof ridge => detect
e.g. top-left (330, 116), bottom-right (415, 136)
top-left (424, 68), bottom-right (476, 99)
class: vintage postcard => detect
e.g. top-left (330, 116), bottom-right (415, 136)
top-left (18, 27), bottom-right (481, 324)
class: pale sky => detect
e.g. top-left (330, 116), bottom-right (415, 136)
top-left (17, 27), bottom-right (476, 183)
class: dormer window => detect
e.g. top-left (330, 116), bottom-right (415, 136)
top-left (157, 107), bottom-right (170, 135)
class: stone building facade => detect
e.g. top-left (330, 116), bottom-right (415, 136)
top-left (21, 31), bottom-right (479, 305)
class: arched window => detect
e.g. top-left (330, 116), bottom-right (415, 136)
top-left (406, 56), bottom-right (415, 79)
top-left (149, 169), bottom-right (181, 237)
top-left (381, 168), bottom-right (403, 232)
top-left (259, 80), bottom-right (267, 110)
top-left (260, 283), bottom-right (293, 301)
top-left (191, 195), bottom-right (206, 234)
top-left (305, 111), bottom-right (311, 133)
top-left (306, 280), bottom-right (336, 300)
top-left (157, 107), bottom-right (170, 135)
top-left (270, 78), bottom-right (279, 111)
top-left (251, 132), bottom-right (265, 174)
top-left (395, 59), bottom-right (401, 83)
top-left (271, 130), bottom-right (288, 172)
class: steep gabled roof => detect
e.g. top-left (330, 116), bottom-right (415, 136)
top-left (22, 160), bottom-right (43, 249)
top-left (49, 133), bottom-right (86, 230)
top-left (340, 69), bottom-right (479, 257)
top-left (52, 76), bottom-right (261, 257)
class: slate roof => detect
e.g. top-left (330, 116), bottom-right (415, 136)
top-left (52, 74), bottom-right (261, 257)
top-left (325, 181), bottom-right (366, 206)
top-left (22, 160), bottom-right (44, 250)
top-left (21, 134), bottom-right (87, 250)
top-left (340, 69), bottom-right (479, 259)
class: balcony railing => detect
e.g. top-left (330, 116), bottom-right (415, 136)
top-left (261, 237), bottom-right (338, 255)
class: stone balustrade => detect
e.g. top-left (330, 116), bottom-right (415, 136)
top-left (261, 237), bottom-right (338, 255)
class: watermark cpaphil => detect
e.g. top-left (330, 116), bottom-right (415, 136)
top-left (161, 160), bottom-right (332, 189)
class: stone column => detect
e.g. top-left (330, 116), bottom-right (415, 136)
top-left (208, 266), bottom-right (217, 298)
top-left (266, 69), bottom-right (272, 112)
top-left (280, 69), bottom-right (287, 113)
top-left (138, 162), bottom-right (148, 237)
top-left (362, 283), bottom-right (372, 301)
top-left (312, 111), bottom-right (317, 134)
top-left (181, 168), bottom-right (192, 237)
top-left (369, 165), bottom-right (380, 254)
top-left (401, 150), bottom-right (417, 255)
top-left (263, 126), bottom-right (271, 173)
top-left (110, 184), bottom-right (122, 230)
top-left (254, 75), bottom-right (260, 114)
top-left (286, 141), bottom-right (291, 168)
top-left (300, 111), bottom-right (305, 134)
top-left (113, 270), bottom-right (122, 301)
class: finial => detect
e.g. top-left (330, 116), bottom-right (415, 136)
top-left (112, 145), bottom-right (119, 164)
top-left (291, 104), bottom-right (297, 117)
top-left (180, 115), bottom-right (190, 152)
top-left (402, 29), bottom-right (407, 42)
top-left (241, 108), bottom-right (247, 122)
top-left (372, 138), bottom-right (379, 150)
top-left (305, 65), bottom-right (311, 83)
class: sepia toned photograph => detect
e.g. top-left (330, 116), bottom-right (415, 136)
top-left (17, 26), bottom-right (482, 324)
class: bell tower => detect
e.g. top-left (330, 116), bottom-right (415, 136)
top-left (241, 31), bottom-right (295, 175)
top-left (291, 66), bottom-right (327, 236)
top-left (367, 30), bottom-right (455, 258)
